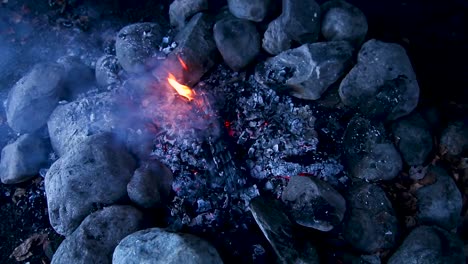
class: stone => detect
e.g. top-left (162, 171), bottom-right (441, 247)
top-left (45, 133), bottom-right (136, 236)
top-left (250, 196), bottom-right (319, 264)
top-left (95, 55), bottom-right (121, 88)
top-left (115, 23), bottom-right (163, 73)
top-left (51, 205), bottom-right (143, 264)
top-left (0, 134), bottom-right (49, 184)
top-left (343, 183), bottom-right (398, 253)
top-left (57, 55), bottom-right (95, 99)
top-left (255, 41), bottom-right (354, 100)
top-left (339, 39), bottom-right (420, 121)
top-left (388, 226), bottom-right (464, 264)
top-left (112, 228), bottom-right (223, 264)
top-left (6, 63), bottom-right (65, 133)
top-left (227, 0), bottom-right (271, 22)
top-left (263, 0), bottom-right (321, 55)
top-left (415, 165), bottom-right (462, 230)
top-left (213, 17), bottom-right (261, 71)
top-left (127, 159), bottom-right (173, 208)
top-left (440, 121), bottom-right (468, 156)
top-left (343, 116), bottom-right (402, 181)
top-left (281, 175), bottom-right (346, 231)
top-left (321, 0), bottom-right (368, 47)
top-left (47, 92), bottom-right (120, 157)
top-left (392, 113), bottom-right (433, 166)
top-left (169, 0), bottom-right (208, 30)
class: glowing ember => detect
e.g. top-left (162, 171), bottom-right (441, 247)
top-left (167, 73), bottom-right (196, 101)
top-left (177, 55), bottom-right (189, 71)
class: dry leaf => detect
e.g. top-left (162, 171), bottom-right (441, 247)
top-left (9, 233), bottom-right (48, 261)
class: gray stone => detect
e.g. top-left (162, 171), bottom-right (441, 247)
top-left (169, 0), bottom-right (208, 30)
top-left (440, 121), bottom-right (468, 156)
top-left (281, 175), bottom-right (346, 231)
top-left (339, 39), bottom-right (420, 121)
top-left (127, 159), bottom-right (173, 208)
top-left (388, 226), bottom-right (464, 264)
top-left (115, 23), bottom-right (163, 73)
top-left (213, 17), bottom-right (261, 71)
top-left (45, 133), bottom-right (136, 236)
top-left (57, 55), bottom-right (95, 99)
top-left (227, 0), bottom-right (271, 22)
top-left (321, 0), bottom-right (368, 47)
top-left (95, 55), bottom-right (121, 88)
top-left (47, 92), bottom-right (119, 157)
top-left (255, 41), bottom-right (354, 100)
top-left (250, 196), bottom-right (319, 264)
top-left (392, 113), bottom-right (433, 166)
top-left (343, 116), bottom-right (402, 181)
top-left (6, 63), bottom-right (65, 133)
top-left (112, 228), bottom-right (223, 264)
top-left (51, 205), bottom-right (143, 264)
top-left (343, 183), bottom-right (398, 253)
top-left (263, 0), bottom-right (321, 55)
top-left (416, 165), bottom-right (462, 230)
top-left (0, 134), bottom-right (49, 184)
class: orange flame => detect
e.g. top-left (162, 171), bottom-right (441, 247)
top-left (167, 73), bottom-right (195, 101)
top-left (177, 55), bottom-right (188, 71)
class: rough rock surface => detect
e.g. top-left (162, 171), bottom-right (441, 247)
top-left (263, 0), bottom-right (321, 55)
top-left (112, 228), bottom-right (223, 264)
top-left (281, 175), bottom-right (346, 231)
top-left (343, 116), bottom-right (402, 181)
top-left (227, 0), bottom-right (271, 22)
top-left (392, 113), bottom-right (433, 166)
top-left (440, 121), bottom-right (468, 156)
top-left (255, 41), bottom-right (354, 100)
top-left (388, 226), bottom-right (464, 264)
top-left (0, 134), bottom-right (49, 184)
top-left (51, 205), bottom-right (143, 264)
top-left (339, 39), bottom-right (420, 121)
top-left (213, 17), bottom-right (261, 71)
top-left (127, 159), bottom-right (173, 208)
top-left (169, 0), bottom-right (208, 30)
top-left (6, 63), bottom-right (65, 133)
top-left (45, 133), bottom-right (136, 236)
top-left (115, 23), bottom-right (163, 73)
top-left (95, 55), bottom-right (121, 88)
top-left (415, 165), bottom-right (463, 230)
top-left (343, 183), bottom-right (398, 253)
top-left (321, 0), bottom-right (368, 47)
top-left (57, 55), bottom-right (95, 99)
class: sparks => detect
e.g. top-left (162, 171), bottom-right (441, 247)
top-left (177, 55), bottom-right (188, 71)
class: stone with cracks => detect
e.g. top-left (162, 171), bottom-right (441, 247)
top-left (169, 0), bottom-right (208, 30)
top-left (45, 133), bottom-right (136, 236)
top-left (343, 182), bottom-right (398, 253)
top-left (255, 41), bottom-right (354, 100)
top-left (112, 228), bottom-right (223, 264)
top-left (263, 0), bottom-right (321, 55)
top-left (115, 23), bottom-right (163, 73)
top-left (95, 55), bottom-right (121, 88)
top-left (343, 116), bottom-right (402, 181)
top-left (0, 134), bottom-right (49, 184)
top-left (339, 39), bottom-right (420, 121)
top-left (321, 0), bottom-right (368, 47)
top-left (227, 0), bottom-right (271, 22)
top-left (388, 226), bottom-right (465, 264)
top-left (281, 175), bottom-right (346, 231)
top-left (51, 205), bottom-right (143, 264)
top-left (6, 63), bottom-right (65, 133)
top-left (213, 17), bottom-right (261, 71)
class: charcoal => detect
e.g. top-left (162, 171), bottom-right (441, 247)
top-left (255, 41), bottom-right (354, 100)
top-left (45, 133), bottom-right (136, 236)
top-left (169, 0), bottom-right (209, 30)
top-left (227, 0), bottom-right (272, 22)
top-left (343, 182), bottom-right (398, 253)
top-left (57, 55), bottom-right (95, 99)
top-left (321, 0), bottom-right (368, 47)
top-left (0, 134), bottom-right (49, 184)
top-left (339, 39), bottom-right (420, 121)
top-left (95, 55), bottom-right (122, 88)
top-left (213, 17), bottom-right (261, 71)
top-left (388, 226), bottom-right (465, 264)
top-left (6, 63), bottom-right (65, 133)
top-left (51, 205), bottom-right (143, 264)
top-left (415, 165), bottom-right (462, 230)
top-left (440, 120), bottom-right (468, 156)
top-left (113, 228), bottom-right (223, 264)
